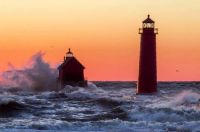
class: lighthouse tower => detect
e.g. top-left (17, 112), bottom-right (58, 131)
top-left (137, 15), bottom-right (158, 94)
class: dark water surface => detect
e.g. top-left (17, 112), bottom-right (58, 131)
top-left (0, 82), bottom-right (200, 131)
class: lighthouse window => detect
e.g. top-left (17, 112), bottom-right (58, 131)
top-left (66, 53), bottom-right (73, 57)
top-left (143, 23), bottom-right (154, 28)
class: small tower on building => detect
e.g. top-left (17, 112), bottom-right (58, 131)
top-left (57, 48), bottom-right (87, 88)
top-left (137, 15), bottom-right (158, 94)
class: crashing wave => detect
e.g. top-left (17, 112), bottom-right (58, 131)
top-left (0, 52), bottom-right (57, 91)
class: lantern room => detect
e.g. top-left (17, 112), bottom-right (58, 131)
top-left (142, 14), bottom-right (155, 28)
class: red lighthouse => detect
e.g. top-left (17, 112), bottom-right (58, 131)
top-left (57, 48), bottom-right (87, 88)
top-left (137, 15), bottom-right (158, 94)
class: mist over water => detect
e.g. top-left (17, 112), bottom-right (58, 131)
top-left (0, 52), bottom-right (57, 91)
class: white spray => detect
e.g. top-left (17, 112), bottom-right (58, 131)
top-left (0, 52), bottom-right (58, 91)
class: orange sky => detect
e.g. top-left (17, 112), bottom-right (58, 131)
top-left (0, 0), bottom-right (200, 81)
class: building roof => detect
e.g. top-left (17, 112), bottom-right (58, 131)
top-left (58, 56), bottom-right (85, 70)
top-left (143, 15), bottom-right (155, 23)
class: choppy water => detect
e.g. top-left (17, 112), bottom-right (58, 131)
top-left (0, 82), bottom-right (199, 132)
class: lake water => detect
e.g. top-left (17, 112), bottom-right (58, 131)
top-left (0, 82), bottom-right (200, 131)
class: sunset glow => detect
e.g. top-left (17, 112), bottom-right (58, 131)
top-left (0, 0), bottom-right (200, 81)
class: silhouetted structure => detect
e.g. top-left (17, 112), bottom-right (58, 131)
top-left (57, 48), bottom-right (87, 88)
top-left (137, 15), bottom-right (158, 94)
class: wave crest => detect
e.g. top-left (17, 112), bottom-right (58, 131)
top-left (0, 52), bottom-right (57, 91)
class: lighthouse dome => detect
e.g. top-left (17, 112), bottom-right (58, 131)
top-left (143, 15), bottom-right (155, 23)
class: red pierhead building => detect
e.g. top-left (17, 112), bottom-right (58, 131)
top-left (57, 48), bottom-right (87, 88)
top-left (137, 15), bottom-right (158, 94)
